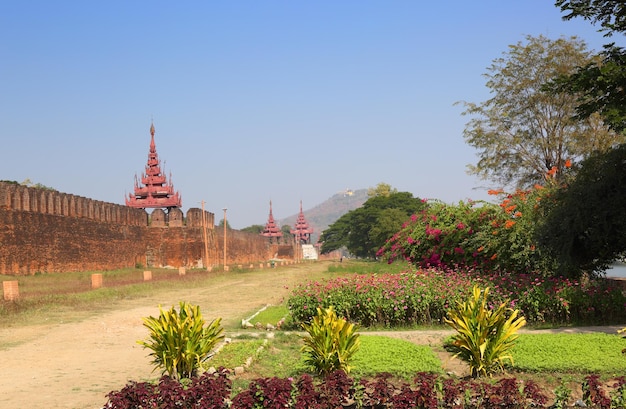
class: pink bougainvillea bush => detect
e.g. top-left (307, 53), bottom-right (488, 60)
top-left (377, 199), bottom-right (499, 270)
top-left (377, 186), bottom-right (556, 276)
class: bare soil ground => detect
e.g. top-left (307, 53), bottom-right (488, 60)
top-left (0, 263), bottom-right (337, 409)
top-left (0, 262), bottom-right (621, 408)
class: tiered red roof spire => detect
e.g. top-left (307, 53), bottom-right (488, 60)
top-left (261, 200), bottom-right (283, 242)
top-left (291, 200), bottom-right (313, 244)
top-left (126, 123), bottom-right (182, 209)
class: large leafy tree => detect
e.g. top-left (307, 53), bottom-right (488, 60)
top-left (460, 35), bottom-right (622, 189)
top-left (319, 191), bottom-right (425, 258)
top-left (536, 144), bottom-right (626, 277)
top-left (537, 145), bottom-right (626, 276)
top-left (555, 0), bottom-right (626, 132)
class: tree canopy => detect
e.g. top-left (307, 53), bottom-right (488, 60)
top-left (0, 178), bottom-right (57, 191)
top-left (460, 35), bottom-right (622, 189)
top-left (319, 191), bottom-right (426, 258)
top-left (367, 182), bottom-right (398, 198)
top-left (280, 225), bottom-right (292, 242)
top-left (240, 224), bottom-right (264, 234)
top-left (217, 219), bottom-right (231, 229)
top-left (536, 143), bottom-right (626, 276)
top-left (556, 0), bottom-right (626, 36)
top-left (554, 1), bottom-right (626, 132)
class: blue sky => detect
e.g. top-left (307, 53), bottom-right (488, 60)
top-left (0, 1), bottom-right (611, 228)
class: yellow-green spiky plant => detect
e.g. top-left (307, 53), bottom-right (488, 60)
top-left (301, 306), bottom-right (360, 377)
top-left (444, 286), bottom-right (526, 377)
top-left (138, 301), bottom-right (224, 380)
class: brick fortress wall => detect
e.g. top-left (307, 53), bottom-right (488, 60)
top-left (0, 182), bottom-right (275, 275)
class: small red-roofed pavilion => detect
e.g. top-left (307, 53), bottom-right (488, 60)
top-left (261, 201), bottom-right (283, 243)
top-left (290, 201), bottom-right (313, 244)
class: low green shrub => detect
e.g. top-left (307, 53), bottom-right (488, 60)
top-left (552, 384), bottom-right (572, 409)
top-left (138, 301), bottom-right (224, 380)
top-left (444, 286), bottom-right (526, 378)
top-left (301, 306), bottom-right (360, 377)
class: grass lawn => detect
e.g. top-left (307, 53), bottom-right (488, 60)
top-left (511, 332), bottom-right (626, 373)
top-left (211, 313), bottom-right (626, 399)
top-left (352, 335), bottom-right (443, 378)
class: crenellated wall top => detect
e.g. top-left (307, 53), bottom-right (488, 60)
top-left (0, 181), bottom-right (214, 228)
top-left (0, 181), bottom-right (148, 225)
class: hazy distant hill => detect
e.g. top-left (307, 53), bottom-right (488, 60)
top-left (279, 188), bottom-right (368, 242)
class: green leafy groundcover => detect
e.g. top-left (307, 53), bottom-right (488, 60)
top-left (511, 332), bottom-right (626, 373)
top-left (206, 339), bottom-right (266, 370)
top-left (352, 335), bottom-right (442, 379)
top-left (207, 334), bottom-right (442, 380)
top-left (244, 305), bottom-right (290, 327)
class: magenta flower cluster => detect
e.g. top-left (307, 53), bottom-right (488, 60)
top-left (377, 200), bottom-right (499, 271)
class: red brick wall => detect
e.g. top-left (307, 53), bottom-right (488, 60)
top-left (0, 209), bottom-right (146, 274)
top-left (0, 183), bottom-right (274, 275)
top-left (143, 228), bottom-right (277, 269)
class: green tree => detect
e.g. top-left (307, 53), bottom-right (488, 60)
top-left (281, 224), bottom-right (292, 239)
top-left (556, 46), bottom-right (626, 133)
top-left (460, 35), bottom-right (622, 189)
top-left (367, 182), bottom-right (398, 198)
top-left (368, 208), bottom-right (408, 251)
top-left (556, 0), bottom-right (626, 36)
top-left (318, 216), bottom-right (350, 255)
top-left (536, 143), bottom-right (626, 277)
top-left (319, 191), bottom-right (425, 258)
top-left (240, 224), bottom-right (264, 234)
top-left (217, 219), bottom-right (231, 229)
top-left (554, 0), bottom-right (626, 132)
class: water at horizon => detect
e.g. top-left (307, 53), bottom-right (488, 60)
top-left (606, 262), bottom-right (626, 278)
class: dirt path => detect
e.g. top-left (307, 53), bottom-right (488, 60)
top-left (0, 262), bottom-right (622, 409)
top-left (0, 263), bottom-right (330, 409)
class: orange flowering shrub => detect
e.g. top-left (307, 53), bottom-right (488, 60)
top-left (471, 186), bottom-right (557, 275)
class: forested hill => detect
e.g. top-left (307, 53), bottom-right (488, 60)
top-left (279, 189), bottom-right (368, 241)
